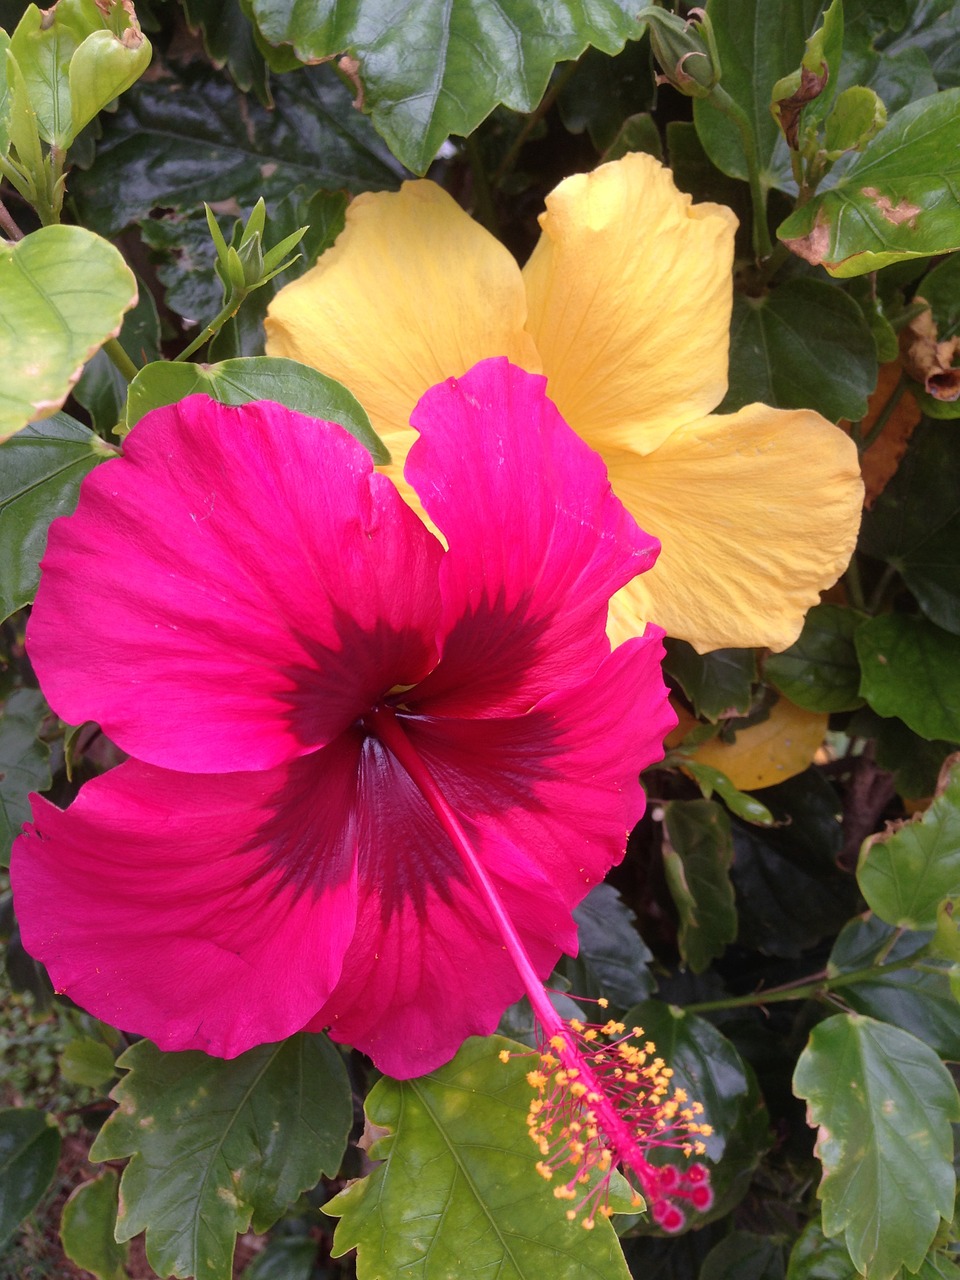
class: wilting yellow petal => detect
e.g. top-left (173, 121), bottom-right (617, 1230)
top-left (684, 698), bottom-right (829, 791)
top-left (604, 405), bottom-right (864, 652)
top-left (522, 152), bottom-right (737, 457)
top-left (265, 181), bottom-right (540, 453)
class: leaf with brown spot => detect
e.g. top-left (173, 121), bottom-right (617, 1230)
top-left (899, 305), bottom-right (960, 401)
top-left (847, 360), bottom-right (921, 507)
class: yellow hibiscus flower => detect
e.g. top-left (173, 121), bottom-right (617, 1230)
top-left (265, 153), bottom-right (863, 654)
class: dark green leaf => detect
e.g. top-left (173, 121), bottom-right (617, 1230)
top-left (89, 1034), bottom-right (351, 1280)
top-left (860, 420), bottom-right (960, 635)
top-left (722, 279), bottom-right (878, 421)
top-left (856, 614), bottom-right (960, 740)
top-left (664, 641), bottom-right (757, 721)
top-left (73, 283), bottom-right (162, 436)
top-left (877, 0), bottom-right (960, 90)
top-left (557, 40), bottom-right (655, 152)
top-left (124, 356), bottom-right (388, 463)
top-left (59, 1171), bottom-right (128, 1280)
top-left (622, 1224), bottom-right (727, 1277)
top-left (71, 62), bottom-right (401, 237)
top-left (778, 90), bottom-right (960, 276)
top-left (828, 916), bottom-right (960, 1058)
top-left (765, 604), bottom-right (866, 713)
top-left (857, 754), bottom-right (960, 928)
top-left (603, 112), bottom-right (663, 163)
top-left (0, 412), bottom-right (108, 622)
top-left (242, 1236), bottom-right (317, 1280)
top-left (788, 1217), bottom-right (960, 1280)
top-left (662, 800), bottom-right (737, 973)
top-left (181, 0), bottom-right (271, 101)
top-left (559, 883), bottom-right (655, 1008)
top-left (249, 0), bottom-right (645, 175)
top-left (793, 1013), bottom-right (959, 1280)
top-left (0, 688), bottom-right (51, 867)
top-left (326, 1035), bottom-right (632, 1279)
top-left (872, 714), bottom-right (959, 800)
top-left (0, 1107), bottom-right (61, 1250)
top-left (701, 1232), bottom-right (787, 1280)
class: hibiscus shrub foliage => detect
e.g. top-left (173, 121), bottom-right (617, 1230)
top-left (2, 1), bottom-right (960, 1278)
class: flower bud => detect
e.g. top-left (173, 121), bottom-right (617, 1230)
top-left (640, 6), bottom-right (720, 98)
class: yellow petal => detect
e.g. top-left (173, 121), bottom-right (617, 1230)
top-left (604, 404), bottom-right (864, 652)
top-left (684, 698), bottom-right (829, 791)
top-left (265, 181), bottom-right (540, 457)
top-left (522, 153), bottom-right (738, 456)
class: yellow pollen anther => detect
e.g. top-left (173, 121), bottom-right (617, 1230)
top-left (569, 1019), bottom-right (585, 1033)
top-left (535, 1161), bottom-right (553, 1180)
top-left (566, 1209), bottom-right (577, 1221)
top-left (527, 1070), bottom-right (548, 1089)
top-left (498, 1050), bottom-right (511, 1063)
top-left (549, 1036), bottom-right (565, 1052)
top-left (582, 1218), bottom-right (595, 1231)
top-left (598, 998), bottom-right (609, 1008)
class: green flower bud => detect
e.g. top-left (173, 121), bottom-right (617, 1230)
top-left (640, 5), bottom-right (720, 99)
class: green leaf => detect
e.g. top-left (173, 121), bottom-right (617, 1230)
top-left (911, 253), bottom-right (960, 420)
top-left (249, 0), bottom-right (644, 175)
top-left (692, 0), bottom-right (827, 191)
top-left (9, 0), bottom-right (150, 147)
top-left (701, 1231), bottom-right (787, 1280)
top-left (828, 916), bottom-right (960, 1059)
top-left (0, 688), bottom-right (51, 867)
top-left (73, 283), bottom-right (161, 436)
top-left (858, 755), bottom-right (960, 929)
top-left (124, 356), bottom-right (388, 463)
top-left (765, 604), bottom-right (866, 713)
top-left (793, 1012), bottom-right (960, 1280)
top-left (860, 420), bottom-right (960, 635)
top-left (856, 614), bottom-right (960, 740)
top-left (933, 895), bottom-right (960, 960)
top-left (242, 1236), bottom-right (318, 1280)
top-left (181, 0), bottom-right (271, 101)
top-left (662, 800), bottom-right (737, 973)
top-left (59, 1171), bottom-right (128, 1280)
top-left (0, 412), bottom-right (108, 622)
top-left (778, 89), bottom-right (960, 276)
top-left (326, 1035), bottom-right (632, 1279)
top-left (0, 225), bottom-right (138, 442)
top-left (877, 0), bottom-right (960, 91)
top-left (71, 61), bottom-right (401, 237)
top-left (770, 0), bottom-right (843, 151)
top-left (663, 641), bottom-right (757, 721)
top-left (59, 1036), bottom-right (116, 1088)
top-left (557, 41), bottom-right (655, 152)
top-left (0, 1107), bottom-right (61, 1250)
top-left (0, 31), bottom-right (12, 158)
top-left (559, 882), bottom-right (656, 1008)
top-left (682, 761), bottom-right (776, 826)
top-left (89, 1034), bottom-right (351, 1280)
top-left (788, 1216), bottom-right (960, 1280)
top-left (722, 279), bottom-right (878, 421)
top-left (823, 86), bottom-right (887, 157)
top-left (872, 715), bottom-right (959, 801)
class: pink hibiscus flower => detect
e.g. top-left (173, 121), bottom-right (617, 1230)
top-left (12, 358), bottom-right (674, 1079)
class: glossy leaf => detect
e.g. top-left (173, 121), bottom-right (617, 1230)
top-left (181, 0), bottom-right (272, 100)
top-left (249, 0), bottom-right (644, 175)
top-left (662, 799), bottom-right (737, 973)
top-left (89, 1034), bottom-right (351, 1280)
top-left (856, 614), bottom-right (960, 740)
top-left (0, 688), bottom-right (51, 867)
top-left (858, 755), bottom-right (960, 929)
top-left (778, 89), bottom-right (960, 276)
top-left (59, 1171), bottom-right (128, 1280)
top-left (326, 1035), bottom-right (632, 1279)
top-left (663, 641), bottom-right (757, 721)
top-left (765, 604), bottom-right (866, 713)
top-left (559, 882), bottom-right (656, 1008)
top-left (0, 1107), bottom-right (61, 1250)
top-left (0, 225), bottom-right (137, 442)
top-left (789, 1216), bottom-right (960, 1280)
top-left (793, 1013), bottom-right (960, 1280)
top-left (123, 356), bottom-right (388, 462)
top-left (722, 279), bottom-right (878, 421)
top-left (682, 761), bottom-right (776, 826)
top-left (828, 916), bottom-right (960, 1059)
top-left (0, 412), bottom-right (109, 622)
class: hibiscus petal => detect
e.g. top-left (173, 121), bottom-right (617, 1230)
top-left (265, 181), bottom-right (541, 465)
top-left (314, 630), bottom-right (673, 1078)
top-left (27, 396), bottom-right (443, 772)
top-left (604, 405), bottom-right (864, 652)
top-left (405, 358), bottom-right (660, 716)
top-left (522, 152), bottom-right (738, 456)
top-left (10, 740), bottom-right (364, 1058)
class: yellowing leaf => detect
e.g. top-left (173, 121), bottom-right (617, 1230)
top-left (688, 699), bottom-right (828, 791)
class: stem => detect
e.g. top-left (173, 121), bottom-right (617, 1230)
top-left (174, 295), bottom-right (244, 362)
top-left (683, 954), bottom-right (919, 1015)
top-left (102, 338), bottom-right (139, 383)
top-left (706, 84), bottom-right (773, 258)
top-left (865, 562), bottom-right (897, 616)
top-left (464, 135), bottom-right (499, 235)
top-left (491, 59), bottom-right (580, 190)
top-left (0, 199), bottom-right (24, 240)
top-left (844, 553), bottom-right (866, 611)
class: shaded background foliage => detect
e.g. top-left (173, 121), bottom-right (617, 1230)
top-left (1, 0), bottom-right (960, 1277)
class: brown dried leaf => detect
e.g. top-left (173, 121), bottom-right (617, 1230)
top-left (899, 303), bottom-right (960, 401)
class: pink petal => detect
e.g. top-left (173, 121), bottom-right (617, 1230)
top-left (405, 358), bottom-right (660, 717)
top-left (314, 628), bottom-right (673, 1078)
top-left (27, 397), bottom-right (443, 772)
top-left (10, 741), bottom-right (365, 1057)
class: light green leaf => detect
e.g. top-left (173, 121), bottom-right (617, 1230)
top-left (722, 278), bottom-right (878, 421)
top-left (778, 89), bottom-right (960, 276)
top-left (0, 225), bottom-right (137, 442)
top-left (0, 31), bottom-right (11, 157)
top-left (327, 1035), bottom-right (631, 1279)
top-left (123, 356), bottom-right (388, 463)
top-left (858, 755), bottom-right (960, 929)
top-left (89, 1034), bottom-right (351, 1280)
top-left (793, 1013), bottom-right (960, 1280)
top-left (934, 894), bottom-right (960, 960)
top-left (0, 688), bottom-right (50, 867)
top-left (682, 761), bottom-right (776, 826)
top-left (0, 1107), bottom-right (61, 1250)
top-left (0, 412), bottom-right (109, 622)
top-left (856, 614), bottom-right (960, 740)
top-left (823, 86), bottom-right (887, 157)
top-left (249, 0), bottom-right (645, 174)
top-left (59, 1171), bottom-right (128, 1280)
top-left (59, 1036), bottom-right (116, 1088)
top-left (662, 799), bottom-right (737, 972)
top-left (765, 604), bottom-right (866, 713)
